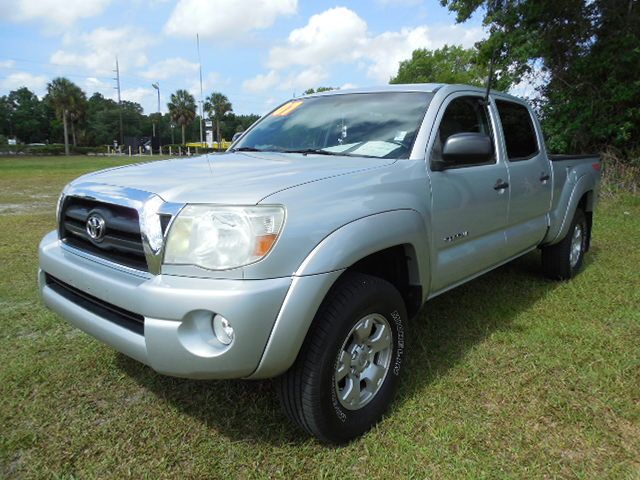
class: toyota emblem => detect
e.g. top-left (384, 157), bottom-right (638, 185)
top-left (86, 213), bottom-right (106, 242)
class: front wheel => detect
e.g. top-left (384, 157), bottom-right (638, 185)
top-left (541, 208), bottom-right (588, 280)
top-left (277, 272), bottom-right (407, 444)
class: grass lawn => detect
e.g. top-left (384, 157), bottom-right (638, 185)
top-left (1, 156), bottom-right (638, 478)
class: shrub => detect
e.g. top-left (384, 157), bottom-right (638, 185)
top-left (600, 147), bottom-right (640, 198)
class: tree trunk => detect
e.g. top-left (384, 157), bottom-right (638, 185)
top-left (62, 109), bottom-right (70, 156)
top-left (216, 118), bottom-right (221, 147)
top-left (181, 124), bottom-right (186, 145)
top-left (71, 122), bottom-right (77, 147)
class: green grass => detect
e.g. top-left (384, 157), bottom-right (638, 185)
top-left (1, 156), bottom-right (638, 478)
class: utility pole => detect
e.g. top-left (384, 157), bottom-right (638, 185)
top-left (114, 56), bottom-right (123, 146)
top-left (197, 33), bottom-right (204, 145)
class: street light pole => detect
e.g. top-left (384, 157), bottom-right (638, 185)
top-left (152, 82), bottom-right (161, 153)
top-left (197, 33), bottom-right (204, 146)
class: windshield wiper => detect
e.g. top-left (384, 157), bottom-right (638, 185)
top-left (230, 146), bottom-right (263, 152)
top-left (280, 148), bottom-right (338, 156)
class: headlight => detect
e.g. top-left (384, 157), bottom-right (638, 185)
top-left (164, 205), bottom-right (285, 270)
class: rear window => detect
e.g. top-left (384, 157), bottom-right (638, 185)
top-left (495, 100), bottom-right (539, 160)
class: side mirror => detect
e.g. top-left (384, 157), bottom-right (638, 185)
top-left (232, 131), bottom-right (244, 143)
top-left (433, 132), bottom-right (493, 171)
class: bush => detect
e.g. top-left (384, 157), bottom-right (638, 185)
top-left (72, 146), bottom-right (107, 155)
top-left (0, 144), bottom-right (108, 156)
top-left (600, 147), bottom-right (640, 198)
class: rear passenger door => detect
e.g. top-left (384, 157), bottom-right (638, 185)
top-left (428, 94), bottom-right (509, 293)
top-left (495, 100), bottom-right (553, 255)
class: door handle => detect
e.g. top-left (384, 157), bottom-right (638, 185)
top-left (494, 179), bottom-right (509, 190)
top-left (539, 173), bottom-right (550, 182)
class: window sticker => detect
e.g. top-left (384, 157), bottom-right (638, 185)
top-left (323, 143), bottom-right (359, 153)
top-left (350, 141), bottom-right (398, 157)
top-left (271, 100), bottom-right (304, 117)
top-left (394, 131), bottom-right (407, 142)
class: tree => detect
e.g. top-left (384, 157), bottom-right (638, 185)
top-left (46, 77), bottom-right (78, 155)
top-left (85, 93), bottom-right (120, 146)
top-left (219, 113), bottom-right (261, 140)
top-left (303, 87), bottom-right (336, 95)
top-left (390, 45), bottom-right (495, 88)
top-left (67, 84), bottom-right (87, 146)
top-left (167, 89), bottom-right (196, 144)
top-left (5, 88), bottom-right (49, 143)
top-left (440, 0), bottom-right (640, 153)
top-left (0, 96), bottom-right (10, 138)
top-left (204, 91), bottom-right (232, 144)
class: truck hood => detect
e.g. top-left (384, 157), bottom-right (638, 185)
top-left (80, 151), bottom-right (395, 204)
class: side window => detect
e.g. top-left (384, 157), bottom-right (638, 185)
top-left (431, 96), bottom-right (494, 167)
top-left (495, 100), bottom-right (539, 161)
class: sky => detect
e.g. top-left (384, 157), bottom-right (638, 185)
top-left (0, 0), bottom-right (488, 116)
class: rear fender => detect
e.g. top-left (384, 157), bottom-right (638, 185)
top-left (544, 173), bottom-right (596, 245)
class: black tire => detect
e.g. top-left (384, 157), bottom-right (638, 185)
top-left (542, 208), bottom-right (588, 280)
top-left (277, 272), bottom-right (407, 444)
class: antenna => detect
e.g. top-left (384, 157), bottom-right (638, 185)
top-left (483, 50), bottom-right (496, 105)
top-left (197, 33), bottom-right (204, 145)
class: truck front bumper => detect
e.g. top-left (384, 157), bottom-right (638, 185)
top-left (38, 231), bottom-right (292, 379)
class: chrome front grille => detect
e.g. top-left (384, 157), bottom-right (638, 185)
top-left (59, 196), bottom-right (148, 271)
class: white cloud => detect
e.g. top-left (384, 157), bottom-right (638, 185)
top-left (0, 71), bottom-right (48, 96)
top-left (509, 62), bottom-right (549, 100)
top-left (281, 66), bottom-right (329, 93)
top-left (0, 0), bottom-right (111, 28)
top-left (268, 7), bottom-right (367, 70)
top-left (164, 0), bottom-right (297, 39)
top-left (260, 7), bottom-right (485, 84)
top-left (119, 87), bottom-right (154, 106)
top-left (140, 57), bottom-right (199, 80)
top-left (428, 24), bottom-right (485, 49)
top-left (0, 60), bottom-right (16, 68)
top-left (187, 72), bottom-right (223, 99)
top-left (50, 27), bottom-right (154, 74)
top-left (243, 70), bottom-right (280, 93)
top-left (242, 66), bottom-right (328, 94)
top-left (376, 0), bottom-right (422, 5)
top-left (365, 26), bottom-right (431, 82)
top-left (83, 77), bottom-right (110, 93)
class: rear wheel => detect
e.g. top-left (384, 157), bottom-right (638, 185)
top-left (542, 208), bottom-right (588, 280)
top-left (277, 272), bottom-right (407, 444)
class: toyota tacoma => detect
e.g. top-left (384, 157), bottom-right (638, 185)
top-left (38, 84), bottom-right (601, 443)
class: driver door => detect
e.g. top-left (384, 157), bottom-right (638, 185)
top-left (428, 94), bottom-right (510, 293)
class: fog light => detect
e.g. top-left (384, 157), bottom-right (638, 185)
top-left (212, 314), bottom-right (234, 345)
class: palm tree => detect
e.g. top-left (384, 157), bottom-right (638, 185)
top-left (47, 77), bottom-right (77, 155)
top-left (204, 92), bottom-right (232, 146)
top-left (68, 85), bottom-right (87, 147)
top-left (167, 89), bottom-right (196, 145)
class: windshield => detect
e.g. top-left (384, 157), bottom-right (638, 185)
top-left (233, 92), bottom-right (433, 159)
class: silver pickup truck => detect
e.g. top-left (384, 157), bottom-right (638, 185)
top-left (38, 84), bottom-right (601, 443)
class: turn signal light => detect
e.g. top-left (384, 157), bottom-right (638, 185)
top-left (254, 234), bottom-right (278, 257)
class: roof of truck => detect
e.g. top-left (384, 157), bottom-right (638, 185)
top-left (303, 83), bottom-right (524, 103)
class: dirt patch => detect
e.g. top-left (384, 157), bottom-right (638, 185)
top-left (0, 201), bottom-right (54, 215)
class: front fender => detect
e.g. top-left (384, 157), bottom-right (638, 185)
top-left (295, 209), bottom-right (429, 284)
top-left (248, 209), bottom-right (429, 379)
